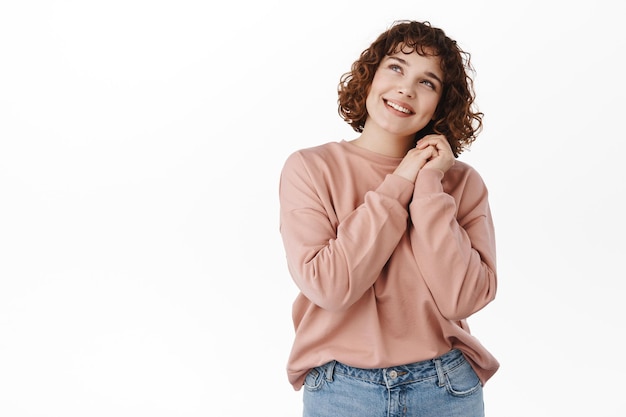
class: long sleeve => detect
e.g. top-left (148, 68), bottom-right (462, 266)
top-left (408, 167), bottom-right (497, 321)
top-left (279, 142), bottom-right (499, 390)
top-left (279, 150), bottom-right (414, 312)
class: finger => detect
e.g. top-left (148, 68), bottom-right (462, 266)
top-left (416, 135), bottom-right (445, 148)
top-left (417, 140), bottom-right (440, 152)
top-left (415, 140), bottom-right (432, 150)
top-left (421, 138), bottom-right (452, 155)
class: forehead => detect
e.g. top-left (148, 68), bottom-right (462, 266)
top-left (385, 48), bottom-right (443, 74)
top-left (387, 39), bottom-right (439, 57)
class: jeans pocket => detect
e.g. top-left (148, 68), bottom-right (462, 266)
top-left (303, 366), bottom-right (325, 392)
top-left (444, 360), bottom-right (482, 397)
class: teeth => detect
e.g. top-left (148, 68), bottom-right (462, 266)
top-left (387, 101), bottom-right (411, 114)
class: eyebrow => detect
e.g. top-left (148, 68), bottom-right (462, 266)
top-left (387, 56), bottom-right (444, 86)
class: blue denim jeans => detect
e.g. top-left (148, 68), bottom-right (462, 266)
top-left (302, 349), bottom-right (484, 417)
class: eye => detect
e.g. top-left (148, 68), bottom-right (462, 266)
top-left (420, 79), bottom-right (437, 90)
top-left (389, 64), bottom-right (402, 73)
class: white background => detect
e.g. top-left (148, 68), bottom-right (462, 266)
top-left (1, 1), bottom-right (624, 416)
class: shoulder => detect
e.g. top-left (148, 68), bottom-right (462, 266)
top-left (283, 141), bottom-right (345, 172)
top-left (443, 159), bottom-right (489, 195)
top-left (288, 141), bottom-right (343, 160)
top-left (448, 159), bottom-right (485, 181)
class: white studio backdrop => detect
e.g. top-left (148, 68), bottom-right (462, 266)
top-left (0, 1), bottom-right (624, 416)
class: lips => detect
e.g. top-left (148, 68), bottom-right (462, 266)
top-left (385, 99), bottom-right (414, 115)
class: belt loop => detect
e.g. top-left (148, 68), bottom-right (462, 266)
top-left (433, 358), bottom-right (445, 387)
top-left (323, 360), bottom-right (336, 382)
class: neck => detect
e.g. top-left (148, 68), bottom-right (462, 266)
top-left (350, 129), bottom-right (415, 158)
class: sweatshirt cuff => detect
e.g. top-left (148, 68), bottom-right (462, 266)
top-left (414, 168), bottom-right (444, 195)
top-left (377, 174), bottom-right (414, 206)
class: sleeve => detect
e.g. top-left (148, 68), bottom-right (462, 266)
top-left (279, 151), bottom-right (414, 312)
top-left (408, 167), bottom-right (497, 321)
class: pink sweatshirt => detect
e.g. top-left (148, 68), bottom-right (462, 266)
top-left (279, 140), bottom-right (499, 390)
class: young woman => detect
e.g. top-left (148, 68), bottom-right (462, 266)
top-left (279, 20), bottom-right (498, 417)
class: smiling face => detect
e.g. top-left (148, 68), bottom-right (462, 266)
top-left (363, 48), bottom-right (443, 141)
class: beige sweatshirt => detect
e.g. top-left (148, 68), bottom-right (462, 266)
top-left (279, 140), bottom-right (499, 390)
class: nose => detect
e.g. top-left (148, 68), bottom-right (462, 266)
top-left (397, 82), bottom-right (415, 98)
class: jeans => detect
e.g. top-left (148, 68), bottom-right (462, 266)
top-left (302, 349), bottom-right (484, 417)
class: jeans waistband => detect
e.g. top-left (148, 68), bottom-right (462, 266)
top-left (322, 349), bottom-right (465, 388)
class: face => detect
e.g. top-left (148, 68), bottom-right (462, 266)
top-left (364, 48), bottom-right (443, 139)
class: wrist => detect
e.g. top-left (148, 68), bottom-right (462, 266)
top-left (414, 168), bottom-right (444, 194)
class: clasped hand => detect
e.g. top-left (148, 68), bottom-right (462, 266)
top-left (393, 134), bottom-right (455, 183)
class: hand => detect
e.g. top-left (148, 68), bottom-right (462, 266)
top-left (392, 144), bottom-right (438, 183)
top-left (415, 134), bottom-right (455, 174)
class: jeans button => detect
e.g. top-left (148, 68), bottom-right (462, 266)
top-left (389, 370), bottom-right (398, 379)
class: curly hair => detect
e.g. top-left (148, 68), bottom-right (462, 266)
top-left (337, 20), bottom-right (483, 156)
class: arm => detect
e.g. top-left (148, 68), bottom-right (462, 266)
top-left (279, 151), bottom-right (413, 312)
top-left (409, 167), bottom-right (497, 320)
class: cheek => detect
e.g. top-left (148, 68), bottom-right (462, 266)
top-left (364, 89), bottom-right (377, 113)
top-left (426, 96), bottom-right (441, 117)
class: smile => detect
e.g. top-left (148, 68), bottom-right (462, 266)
top-left (385, 100), bottom-right (413, 114)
